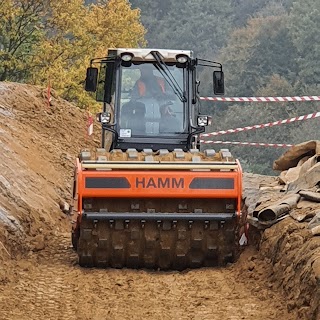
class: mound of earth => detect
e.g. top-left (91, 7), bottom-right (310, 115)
top-left (0, 82), bottom-right (99, 262)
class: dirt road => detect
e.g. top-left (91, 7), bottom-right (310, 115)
top-left (0, 232), bottom-right (294, 320)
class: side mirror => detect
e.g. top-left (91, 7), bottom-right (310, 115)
top-left (213, 71), bottom-right (224, 95)
top-left (96, 112), bottom-right (111, 124)
top-left (85, 67), bottom-right (98, 92)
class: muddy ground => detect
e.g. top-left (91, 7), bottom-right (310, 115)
top-left (0, 82), bottom-right (319, 320)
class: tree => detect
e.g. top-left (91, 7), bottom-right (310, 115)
top-left (0, 0), bottom-right (146, 107)
top-left (230, 0), bottom-right (294, 27)
top-left (130, 0), bottom-right (234, 58)
top-left (288, 0), bottom-right (320, 88)
top-left (0, 0), bottom-right (44, 81)
top-left (219, 14), bottom-right (298, 96)
top-left (31, 0), bottom-right (146, 107)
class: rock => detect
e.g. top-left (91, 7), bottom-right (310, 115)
top-left (312, 258), bottom-right (320, 281)
top-left (31, 234), bottom-right (45, 252)
top-left (311, 225), bottom-right (320, 236)
top-left (59, 200), bottom-right (70, 215)
top-left (308, 211), bottom-right (320, 229)
top-left (248, 261), bottom-right (255, 271)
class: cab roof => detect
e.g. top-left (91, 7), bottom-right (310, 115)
top-left (110, 48), bottom-right (193, 62)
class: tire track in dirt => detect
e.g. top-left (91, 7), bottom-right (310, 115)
top-left (0, 232), bottom-right (296, 320)
top-left (0, 234), bottom-right (77, 320)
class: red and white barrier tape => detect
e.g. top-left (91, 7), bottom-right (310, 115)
top-left (87, 113), bottom-right (93, 136)
top-left (201, 111), bottom-right (320, 137)
top-left (200, 140), bottom-right (293, 148)
top-left (47, 77), bottom-right (52, 108)
top-left (200, 96), bottom-right (320, 102)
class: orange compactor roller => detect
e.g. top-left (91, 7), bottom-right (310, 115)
top-left (71, 48), bottom-right (246, 269)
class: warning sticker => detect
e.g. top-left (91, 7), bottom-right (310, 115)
top-left (120, 129), bottom-right (132, 138)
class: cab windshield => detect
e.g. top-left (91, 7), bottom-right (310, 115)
top-left (117, 63), bottom-right (186, 138)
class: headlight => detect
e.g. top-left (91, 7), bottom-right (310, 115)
top-left (120, 52), bottom-right (134, 62)
top-left (176, 54), bottom-right (188, 64)
top-left (197, 115), bottom-right (212, 127)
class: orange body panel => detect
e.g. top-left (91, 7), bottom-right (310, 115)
top-left (80, 170), bottom-right (240, 198)
top-left (75, 158), bottom-right (243, 215)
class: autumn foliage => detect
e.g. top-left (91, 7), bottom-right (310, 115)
top-left (0, 0), bottom-right (146, 107)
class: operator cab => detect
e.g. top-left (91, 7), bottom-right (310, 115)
top-left (119, 63), bottom-right (184, 137)
top-left (85, 48), bottom-right (224, 152)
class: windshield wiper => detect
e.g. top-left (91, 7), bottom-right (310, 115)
top-left (150, 51), bottom-right (187, 102)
